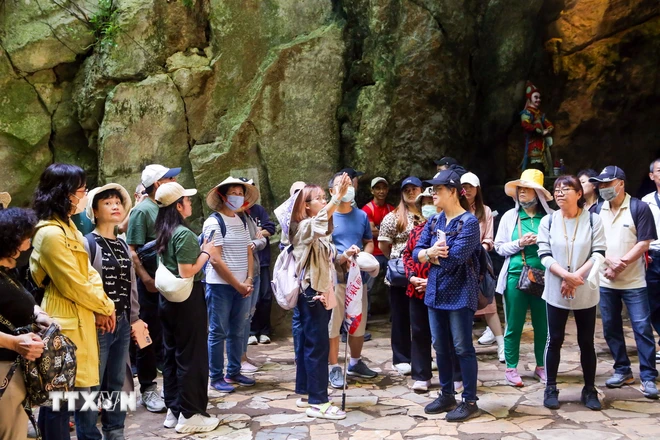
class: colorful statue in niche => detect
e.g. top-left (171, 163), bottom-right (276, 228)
top-left (520, 81), bottom-right (554, 173)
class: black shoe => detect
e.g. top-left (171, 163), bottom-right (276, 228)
top-left (543, 385), bottom-right (560, 409)
top-left (446, 401), bottom-right (479, 422)
top-left (581, 386), bottom-right (601, 410)
top-left (424, 393), bottom-right (456, 415)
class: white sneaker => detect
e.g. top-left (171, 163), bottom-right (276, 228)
top-left (248, 335), bottom-right (258, 345)
top-left (163, 409), bottom-right (177, 429)
top-left (454, 381), bottom-right (464, 394)
top-left (240, 361), bottom-right (259, 373)
top-left (140, 386), bottom-right (166, 413)
top-left (394, 363), bottom-right (412, 375)
top-left (478, 327), bottom-right (496, 345)
top-left (175, 413), bottom-right (220, 434)
top-left (259, 335), bottom-right (271, 344)
top-left (411, 380), bottom-right (431, 392)
top-left (498, 343), bottom-right (505, 363)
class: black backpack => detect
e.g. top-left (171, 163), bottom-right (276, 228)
top-left (590, 197), bottom-right (644, 229)
top-left (197, 211), bottom-right (247, 244)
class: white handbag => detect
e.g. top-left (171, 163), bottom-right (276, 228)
top-left (155, 257), bottom-right (194, 303)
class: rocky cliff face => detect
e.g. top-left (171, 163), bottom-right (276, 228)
top-left (1, 0), bottom-right (658, 209)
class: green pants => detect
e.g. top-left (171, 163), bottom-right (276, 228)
top-left (503, 273), bottom-right (547, 368)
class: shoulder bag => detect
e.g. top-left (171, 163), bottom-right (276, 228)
top-left (516, 215), bottom-right (545, 297)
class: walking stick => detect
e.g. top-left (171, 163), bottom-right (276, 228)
top-left (341, 325), bottom-right (349, 411)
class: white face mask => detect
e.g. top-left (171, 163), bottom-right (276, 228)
top-left (71, 193), bottom-right (88, 215)
top-left (421, 205), bottom-right (437, 219)
top-left (341, 186), bottom-right (355, 203)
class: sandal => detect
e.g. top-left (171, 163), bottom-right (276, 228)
top-left (305, 402), bottom-right (346, 420)
top-left (296, 398), bottom-right (310, 408)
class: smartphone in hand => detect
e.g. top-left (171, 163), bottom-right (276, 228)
top-left (131, 320), bottom-right (152, 349)
top-left (207, 229), bottom-right (216, 242)
top-left (436, 229), bottom-right (446, 245)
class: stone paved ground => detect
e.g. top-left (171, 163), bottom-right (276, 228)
top-left (104, 316), bottom-right (659, 439)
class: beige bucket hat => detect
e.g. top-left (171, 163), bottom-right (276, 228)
top-left (206, 176), bottom-right (260, 212)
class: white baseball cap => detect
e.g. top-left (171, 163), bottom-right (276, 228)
top-left (141, 164), bottom-right (181, 188)
top-left (460, 172), bottom-right (480, 188)
top-left (370, 177), bottom-right (388, 188)
top-left (155, 182), bottom-right (197, 207)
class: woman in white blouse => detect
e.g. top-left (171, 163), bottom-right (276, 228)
top-left (536, 175), bottom-right (607, 411)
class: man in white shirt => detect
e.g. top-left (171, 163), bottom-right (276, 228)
top-left (590, 166), bottom-right (658, 399)
top-left (642, 158), bottom-right (660, 362)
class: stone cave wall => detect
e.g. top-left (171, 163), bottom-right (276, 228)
top-left (1, 0), bottom-right (659, 212)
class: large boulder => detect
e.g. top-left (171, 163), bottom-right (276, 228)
top-left (98, 74), bottom-right (195, 193)
top-left (190, 24), bottom-right (345, 210)
top-left (0, 77), bottom-right (52, 206)
top-left (0, 0), bottom-right (95, 73)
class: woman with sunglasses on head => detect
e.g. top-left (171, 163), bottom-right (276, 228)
top-left (494, 169), bottom-right (553, 388)
top-left (154, 182), bottom-right (218, 434)
top-left (30, 163), bottom-right (116, 439)
top-left (378, 177), bottom-right (423, 377)
top-left (413, 170), bottom-right (482, 422)
top-left (278, 173), bottom-right (352, 420)
top-left (537, 176), bottom-right (606, 410)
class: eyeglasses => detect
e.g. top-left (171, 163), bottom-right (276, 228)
top-left (553, 188), bottom-right (576, 195)
top-left (305, 196), bottom-right (327, 203)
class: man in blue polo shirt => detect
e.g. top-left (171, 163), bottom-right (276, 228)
top-left (327, 172), bottom-right (377, 389)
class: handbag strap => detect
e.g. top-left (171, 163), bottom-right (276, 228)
top-left (517, 214), bottom-right (528, 266)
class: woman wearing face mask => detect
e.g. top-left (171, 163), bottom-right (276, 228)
top-left (401, 187), bottom-right (436, 391)
top-left (30, 163), bottom-right (116, 439)
top-left (461, 172), bottom-right (504, 363)
top-left (202, 177), bottom-right (258, 393)
top-left (494, 169), bottom-right (554, 388)
top-left (578, 169), bottom-right (600, 211)
top-left (154, 183), bottom-right (218, 433)
top-left (536, 176), bottom-right (607, 410)
top-left (378, 177), bottom-right (423, 377)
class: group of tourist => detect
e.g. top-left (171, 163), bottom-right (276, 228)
top-left (1, 156), bottom-right (660, 438)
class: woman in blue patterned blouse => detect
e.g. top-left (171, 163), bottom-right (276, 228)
top-left (413, 169), bottom-right (482, 422)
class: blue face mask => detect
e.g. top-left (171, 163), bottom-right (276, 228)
top-left (421, 205), bottom-right (437, 219)
top-left (225, 195), bottom-right (244, 211)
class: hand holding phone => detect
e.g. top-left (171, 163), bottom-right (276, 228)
top-left (436, 229), bottom-right (446, 245)
top-left (131, 320), bottom-right (152, 349)
top-left (208, 229), bottom-right (216, 241)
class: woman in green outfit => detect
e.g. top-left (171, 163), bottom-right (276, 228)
top-left (494, 169), bottom-right (554, 387)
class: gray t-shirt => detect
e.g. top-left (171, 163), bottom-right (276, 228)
top-left (537, 209), bottom-right (607, 310)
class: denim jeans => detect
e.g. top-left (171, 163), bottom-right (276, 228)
top-left (243, 275), bottom-right (261, 354)
top-left (295, 287), bottom-right (330, 404)
top-left (251, 265), bottom-right (273, 336)
top-left (600, 287), bottom-right (658, 382)
top-left (206, 283), bottom-right (250, 380)
top-left (292, 307), bottom-right (301, 361)
top-left (428, 307), bottom-right (478, 401)
top-left (646, 251), bottom-right (660, 345)
top-left (75, 312), bottom-right (131, 440)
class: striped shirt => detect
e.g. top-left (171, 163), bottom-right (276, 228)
top-left (203, 213), bottom-right (250, 284)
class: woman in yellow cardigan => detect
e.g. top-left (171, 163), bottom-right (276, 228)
top-left (30, 163), bottom-right (115, 440)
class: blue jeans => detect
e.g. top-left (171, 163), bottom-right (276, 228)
top-left (428, 307), bottom-right (478, 402)
top-left (75, 312), bottom-right (131, 440)
top-left (295, 287), bottom-right (330, 404)
top-left (206, 283), bottom-right (250, 379)
top-left (243, 275), bottom-right (261, 354)
top-left (600, 287), bottom-right (658, 381)
top-left (293, 307), bottom-right (302, 361)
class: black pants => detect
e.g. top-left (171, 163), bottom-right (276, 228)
top-left (545, 303), bottom-right (597, 388)
top-left (137, 277), bottom-right (163, 393)
top-left (646, 251), bottom-right (660, 345)
top-left (409, 295), bottom-right (432, 381)
top-left (390, 285), bottom-right (411, 365)
top-left (159, 281), bottom-right (209, 418)
top-left (250, 265), bottom-right (273, 336)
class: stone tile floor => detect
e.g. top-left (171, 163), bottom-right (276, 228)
top-left (106, 316), bottom-right (659, 439)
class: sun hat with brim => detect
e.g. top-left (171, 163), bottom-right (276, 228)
top-left (460, 172), bottom-right (480, 188)
top-left (415, 186), bottom-right (434, 203)
top-left (85, 183), bottom-right (132, 224)
top-left (206, 176), bottom-right (260, 212)
top-left (0, 192), bottom-right (11, 208)
top-left (156, 182), bottom-right (197, 207)
top-left (424, 170), bottom-right (462, 190)
top-left (504, 169), bottom-right (553, 201)
top-left (356, 252), bottom-right (380, 278)
top-left (589, 165), bottom-right (626, 183)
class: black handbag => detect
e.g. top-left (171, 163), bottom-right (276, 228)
top-left (386, 258), bottom-right (408, 287)
top-left (516, 217), bottom-right (545, 297)
top-left (137, 240), bottom-right (158, 278)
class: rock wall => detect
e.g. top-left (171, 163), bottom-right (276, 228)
top-left (1, 0), bottom-right (659, 209)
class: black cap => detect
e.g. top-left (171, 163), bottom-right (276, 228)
top-left (339, 168), bottom-right (364, 179)
top-left (434, 157), bottom-right (459, 167)
top-left (589, 165), bottom-right (626, 183)
top-left (424, 170), bottom-right (462, 189)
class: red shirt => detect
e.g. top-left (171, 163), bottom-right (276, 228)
top-left (362, 200), bottom-right (395, 256)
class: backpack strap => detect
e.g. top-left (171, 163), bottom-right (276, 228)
top-left (210, 212), bottom-right (227, 238)
top-left (84, 233), bottom-right (98, 263)
top-left (630, 197), bottom-right (641, 230)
